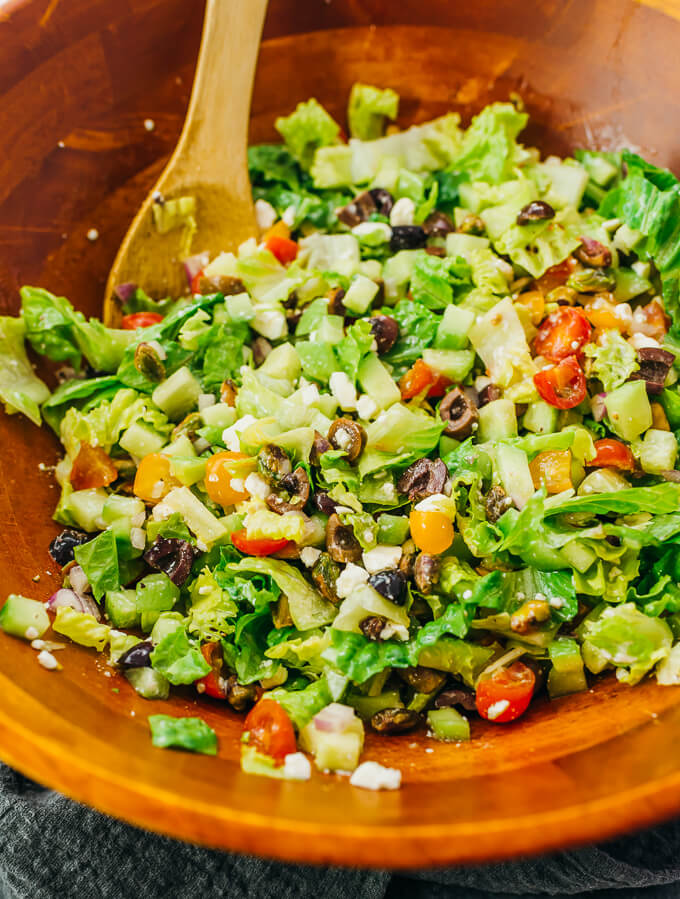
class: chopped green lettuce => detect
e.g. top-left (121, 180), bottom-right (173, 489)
top-left (0, 316), bottom-right (50, 425)
top-left (584, 330), bottom-right (639, 392)
top-left (150, 628), bottom-right (211, 685)
top-left (348, 83), bottom-right (399, 140)
top-left (276, 99), bottom-right (341, 170)
top-left (149, 714), bottom-right (217, 755)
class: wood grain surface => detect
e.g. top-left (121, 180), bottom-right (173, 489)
top-left (2, 0), bottom-right (680, 869)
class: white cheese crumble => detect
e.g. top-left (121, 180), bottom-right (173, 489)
top-left (336, 562), bottom-right (369, 598)
top-left (222, 414), bottom-right (257, 452)
top-left (350, 761), bottom-right (402, 791)
top-left (329, 371), bottom-right (357, 411)
top-left (86, 228), bottom-right (99, 242)
top-left (362, 545), bottom-right (402, 574)
top-left (254, 198), bottom-right (277, 231)
top-left (414, 493), bottom-right (450, 512)
top-left (389, 197), bottom-right (415, 227)
top-left (24, 626), bottom-right (39, 640)
top-left (130, 527), bottom-right (146, 550)
top-left (37, 650), bottom-right (59, 671)
top-left (198, 392), bottom-right (216, 410)
top-left (300, 546), bottom-right (322, 568)
top-left (300, 382), bottom-right (320, 405)
top-left (281, 205), bottom-right (297, 228)
top-left (356, 394), bottom-right (378, 420)
top-left (230, 478), bottom-right (245, 494)
top-left (151, 501), bottom-right (173, 521)
top-left (628, 332), bottom-right (660, 351)
top-left (486, 700), bottom-right (510, 720)
top-left (244, 472), bottom-right (271, 500)
top-left (283, 752), bottom-right (312, 781)
top-left (379, 621), bottom-right (409, 642)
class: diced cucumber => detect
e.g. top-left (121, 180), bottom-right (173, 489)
top-left (614, 267), bottom-right (652, 302)
top-left (523, 401), bottom-right (558, 435)
top-left (152, 366), bottom-right (201, 421)
top-left (541, 158), bottom-right (588, 209)
top-left (169, 456), bottom-right (207, 486)
top-left (613, 223), bottom-right (642, 254)
top-left (582, 153), bottom-right (619, 187)
top-left (225, 292), bottom-right (254, 322)
top-left (382, 249), bottom-right (420, 301)
top-left (120, 421), bottom-right (167, 458)
top-left (103, 495), bottom-right (145, 531)
top-left (314, 315), bottom-right (344, 345)
top-left (495, 444), bottom-right (534, 509)
top-left (135, 573), bottom-right (180, 633)
top-left (577, 468), bottom-right (631, 495)
top-left (547, 638), bottom-right (587, 698)
top-left (359, 260), bottom-right (383, 282)
top-left (427, 707), bottom-right (470, 742)
top-left (439, 435), bottom-right (459, 457)
top-left (259, 342), bottom-right (301, 381)
top-left (408, 692), bottom-right (432, 713)
top-left (162, 435), bottom-right (196, 458)
top-left (605, 380), bottom-right (652, 442)
top-left (240, 745), bottom-right (289, 779)
top-left (201, 404), bottom-right (237, 429)
top-left (347, 690), bottom-right (404, 721)
top-left (59, 488), bottom-right (108, 532)
top-left (343, 273), bottom-right (380, 314)
top-left (422, 348), bottom-right (475, 382)
top-left (125, 667), bottom-right (170, 700)
top-left (478, 399), bottom-right (518, 442)
top-left (637, 428), bottom-right (678, 474)
top-left (434, 305), bottom-right (475, 350)
top-left (105, 589), bottom-right (140, 629)
top-left (445, 232), bottom-right (490, 261)
top-left (376, 513), bottom-right (410, 545)
top-left (161, 486), bottom-right (228, 547)
top-left (0, 594), bottom-right (50, 640)
top-left (357, 353), bottom-right (401, 409)
top-left (299, 709), bottom-right (364, 772)
top-left (150, 611), bottom-right (185, 644)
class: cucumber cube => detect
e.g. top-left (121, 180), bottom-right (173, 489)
top-left (120, 421), bottom-right (167, 458)
top-left (125, 667), bottom-right (170, 700)
top-left (259, 342), bottom-right (301, 381)
top-left (478, 399), bottom-right (518, 442)
top-left (495, 443), bottom-right (534, 509)
top-left (445, 232), bottom-right (490, 261)
top-left (435, 305), bottom-right (475, 350)
top-left (225, 292), bottom-right (254, 322)
top-left (357, 353), bottom-right (401, 410)
top-left (376, 513), bottom-right (410, 545)
top-left (314, 315), bottom-right (344, 345)
top-left (169, 456), bottom-right (207, 486)
top-left (422, 348), bottom-right (475, 382)
top-left (152, 366), bottom-right (201, 421)
top-left (347, 691), bottom-right (404, 721)
top-left (427, 707), bottom-right (470, 742)
top-left (343, 274), bottom-right (380, 314)
top-left (0, 594), bottom-right (50, 640)
top-left (605, 380), bottom-right (652, 442)
top-left (105, 589), bottom-right (141, 629)
top-left (638, 428), bottom-right (678, 474)
top-left (523, 401), bottom-right (558, 435)
top-left (201, 404), bottom-right (237, 429)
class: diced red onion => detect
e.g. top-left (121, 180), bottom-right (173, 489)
top-left (591, 393), bottom-right (607, 422)
top-left (47, 589), bottom-right (101, 621)
top-left (68, 565), bottom-right (90, 596)
top-left (183, 251), bottom-right (210, 285)
top-left (113, 282), bottom-right (137, 304)
top-left (313, 703), bottom-right (355, 733)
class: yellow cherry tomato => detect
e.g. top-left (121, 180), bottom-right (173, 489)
top-left (409, 509), bottom-right (454, 554)
top-left (529, 450), bottom-right (573, 494)
top-left (205, 451), bottom-right (250, 507)
top-left (133, 453), bottom-right (180, 503)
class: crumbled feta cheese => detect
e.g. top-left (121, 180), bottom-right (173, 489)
top-left (379, 622), bottom-right (409, 642)
top-left (131, 509), bottom-right (146, 528)
top-left (146, 339), bottom-right (166, 360)
top-left (37, 650), bottom-right (59, 671)
top-left (486, 700), bottom-right (510, 720)
top-left (349, 761), bottom-right (402, 791)
top-left (144, 118), bottom-right (155, 131)
top-left (362, 545), bottom-right (402, 574)
top-left (628, 332), bottom-right (660, 351)
top-left (414, 493), bottom-right (450, 512)
top-left (283, 752), bottom-right (312, 781)
top-left (151, 501), bottom-right (173, 521)
top-left (130, 527), bottom-right (146, 550)
top-left (86, 228), bottom-right (99, 242)
top-left (238, 237), bottom-right (258, 256)
top-left (329, 371), bottom-right (357, 410)
top-left (196, 540), bottom-right (208, 552)
top-left (351, 222), bottom-right (392, 241)
top-left (230, 478), bottom-right (245, 494)
top-left (300, 382), bottom-right (320, 405)
top-left (336, 562), bottom-right (369, 598)
top-left (356, 394), bottom-right (378, 420)
top-left (24, 626), bottom-right (39, 641)
top-left (333, 429), bottom-right (353, 451)
top-left (534, 592), bottom-right (546, 603)
top-left (222, 415), bottom-right (257, 452)
top-left (254, 198), bottom-right (277, 231)
top-left (244, 472), bottom-right (271, 500)
top-left (462, 589), bottom-right (473, 601)
top-left (389, 197), bottom-right (415, 227)
top-left (549, 596), bottom-right (564, 609)
top-left (300, 546), bottom-right (322, 567)
top-left (252, 307), bottom-right (287, 341)
top-left (281, 205), bottom-right (297, 228)
top-left (198, 393), bottom-right (216, 410)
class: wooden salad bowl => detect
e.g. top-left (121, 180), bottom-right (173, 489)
top-left (3, 0), bottom-right (680, 869)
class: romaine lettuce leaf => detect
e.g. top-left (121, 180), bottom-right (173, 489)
top-left (276, 99), bottom-right (341, 170)
top-left (348, 83), bottom-right (399, 140)
top-left (366, 403), bottom-right (444, 454)
top-left (73, 529), bottom-right (119, 601)
top-left (41, 375), bottom-right (120, 433)
top-left (410, 253), bottom-right (472, 309)
top-left (52, 606), bottom-right (110, 651)
top-left (150, 628), bottom-right (211, 685)
top-left (546, 484), bottom-right (680, 517)
top-left (267, 678), bottom-right (332, 730)
top-left (453, 103), bottom-right (528, 184)
top-left (382, 298), bottom-right (439, 369)
top-left (584, 330), bottom-right (639, 392)
top-left (0, 315), bottom-right (50, 425)
top-left (149, 714), bottom-right (217, 755)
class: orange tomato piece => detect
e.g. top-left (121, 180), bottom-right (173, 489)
top-left (70, 443), bottom-right (118, 490)
top-left (263, 220), bottom-right (290, 241)
top-left (581, 295), bottom-right (631, 332)
top-left (400, 359), bottom-right (437, 400)
top-left (265, 233), bottom-right (298, 265)
top-left (535, 257), bottom-right (578, 294)
top-left (514, 290), bottom-right (545, 326)
top-left (205, 451), bottom-right (250, 507)
top-left (133, 453), bottom-right (180, 503)
top-left (409, 509), bottom-right (454, 554)
top-left (631, 298), bottom-right (670, 341)
top-left (529, 450), bottom-right (573, 494)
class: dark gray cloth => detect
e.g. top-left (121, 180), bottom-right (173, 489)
top-left (2, 764), bottom-right (680, 899)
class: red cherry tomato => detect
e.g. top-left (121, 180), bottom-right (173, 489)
top-left (69, 443), bottom-right (118, 490)
top-left (190, 270), bottom-right (205, 295)
top-left (476, 661), bottom-right (536, 723)
top-left (533, 307), bottom-right (592, 362)
top-left (535, 256), bottom-right (578, 294)
top-left (120, 311), bottom-right (163, 330)
top-left (231, 529), bottom-right (292, 557)
top-left (243, 699), bottom-right (297, 763)
top-left (265, 234), bottom-right (299, 265)
top-left (590, 438), bottom-right (636, 472)
top-left (534, 355), bottom-right (587, 409)
top-left (400, 359), bottom-right (439, 400)
top-left (197, 642), bottom-right (227, 700)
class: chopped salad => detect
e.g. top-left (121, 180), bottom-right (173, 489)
top-left (3, 83), bottom-right (680, 784)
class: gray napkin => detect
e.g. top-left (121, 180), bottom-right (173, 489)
top-left (2, 763), bottom-right (680, 899)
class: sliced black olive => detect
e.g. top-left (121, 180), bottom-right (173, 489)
top-left (629, 347), bottom-right (676, 394)
top-left (390, 225), bottom-right (427, 251)
top-left (252, 336), bottom-right (272, 366)
top-left (310, 431), bottom-right (331, 466)
top-left (423, 211), bottom-right (455, 237)
top-left (434, 687), bottom-right (477, 711)
top-left (368, 315), bottom-right (399, 355)
top-left (439, 387), bottom-right (479, 439)
top-left (220, 378), bottom-right (238, 406)
top-left (485, 485), bottom-right (513, 523)
top-left (425, 246), bottom-right (446, 257)
top-left (257, 444), bottom-right (292, 486)
top-left (194, 274), bottom-right (247, 296)
top-left (516, 201), bottom-right (555, 225)
top-left (48, 528), bottom-right (92, 567)
top-left (456, 214), bottom-right (485, 235)
top-left (575, 237), bottom-right (612, 268)
top-left (327, 418), bottom-right (366, 463)
top-left (118, 641), bottom-right (153, 670)
top-left (327, 286), bottom-right (346, 315)
top-left (370, 708), bottom-right (421, 734)
top-left (397, 666), bottom-right (447, 694)
top-left (368, 188), bottom-right (394, 216)
top-left (314, 490), bottom-right (338, 515)
top-left (477, 383), bottom-right (502, 407)
top-left (134, 342), bottom-right (165, 382)
top-left (368, 569), bottom-right (406, 605)
top-left (326, 513), bottom-right (363, 564)
top-left (336, 190), bottom-right (378, 228)
top-left (413, 553), bottom-right (441, 595)
top-left (266, 467), bottom-right (310, 514)
top-left (311, 551), bottom-right (342, 603)
top-left (359, 615), bottom-right (388, 641)
top-left (143, 537), bottom-right (199, 586)
top-left (397, 458), bottom-right (449, 502)
top-left (226, 676), bottom-right (261, 712)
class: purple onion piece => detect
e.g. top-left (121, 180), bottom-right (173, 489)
top-left (183, 251), bottom-right (210, 285)
top-left (47, 589), bottom-right (101, 621)
top-left (591, 393), bottom-right (607, 422)
top-left (113, 282), bottom-right (137, 304)
top-left (68, 565), bottom-right (90, 596)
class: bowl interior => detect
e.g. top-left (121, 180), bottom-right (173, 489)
top-left (2, 0), bottom-right (680, 868)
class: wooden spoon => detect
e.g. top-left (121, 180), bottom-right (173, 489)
top-left (103, 0), bottom-right (268, 325)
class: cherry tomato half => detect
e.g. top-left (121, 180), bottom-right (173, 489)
top-left (535, 257), bottom-right (578, 294)
top-left (243, 699), bottom-right (297, 763)
top-left (409, 509), bottom-right (454, 554)
top-left (589, 438), bottom-right (635, 472)
top-left (534, 355), bottom-right (587, 410)
top-left (399, 359), bottom-right (450, 400)
top-left (205, 451), bottom-right (250, 507)
top-left (197, 642), bottom-right (227, 700)
top-left (70, 443), bottom-right (118, 490)
top-left (533, 307), bottom-right (591, 362)
top-left (231, 529), bottom-right (292, 557)
top-left (476, 661), bottom-right (536, 723)
top-left (265, 233), bottom-right (299, 265)
top-left (120, 311), bottom-right (163, 330)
